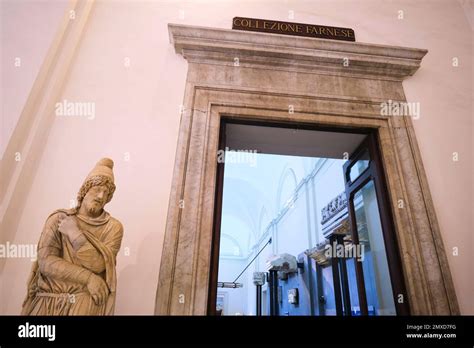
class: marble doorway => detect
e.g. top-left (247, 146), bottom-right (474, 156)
top-left (154, 24), bottom-right (459, 315)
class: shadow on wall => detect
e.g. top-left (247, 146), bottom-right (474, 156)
top-left (115, 232), bottom-right (161, 315)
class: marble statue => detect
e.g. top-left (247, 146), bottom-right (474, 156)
top-left (21, 158), bottom-right (123, 315)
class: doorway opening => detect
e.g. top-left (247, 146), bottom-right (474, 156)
top-left (208, 119), bottom-right (409, 316)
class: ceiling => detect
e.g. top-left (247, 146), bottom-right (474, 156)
top-left (225, 123), bottom-right (368, 159)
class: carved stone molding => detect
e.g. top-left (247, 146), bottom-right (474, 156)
top-left (155, 24), bottom-right (459, 315)
top-left (305, 244), bottom-right (331, 267)
top-left (321, 192), bottom-right (347, 225)
top-left (169, 23), bottom-right (427, 80)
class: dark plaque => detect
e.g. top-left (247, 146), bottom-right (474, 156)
top-left (232, 17), bottom-right (355, 42)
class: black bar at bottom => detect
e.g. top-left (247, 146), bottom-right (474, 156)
top-left (0, 316), bottom-right (472, 345)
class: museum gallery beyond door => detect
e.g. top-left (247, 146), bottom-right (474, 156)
top-left (208, 120), bottom-right (409, 316)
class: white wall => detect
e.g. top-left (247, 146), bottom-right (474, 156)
top-left (1, 0), bottom-right (472, 314)
top-left (217, 258), bottom-right (248, 315)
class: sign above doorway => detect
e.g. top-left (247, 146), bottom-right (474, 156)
top-left (232, 17), bottom-right (355, 42)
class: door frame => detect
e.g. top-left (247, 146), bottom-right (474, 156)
top-left (154, 24), bottom-right (459, 315)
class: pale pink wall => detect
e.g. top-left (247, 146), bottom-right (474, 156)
top-left (0, 0), bottom-right (69, 156)
top-left (1, 0), bottom-right (472, 314)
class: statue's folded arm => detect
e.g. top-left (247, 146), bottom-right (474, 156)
top-left (72, 234), bottom-right (106, 274)
top-left (37, 214), bottom-right (93, 285)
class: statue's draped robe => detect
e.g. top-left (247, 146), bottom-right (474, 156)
top-left (21, 209), bottom-right (123, 315)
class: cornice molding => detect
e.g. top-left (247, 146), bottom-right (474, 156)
top-left (168, 23), bottom-right (428, 79)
